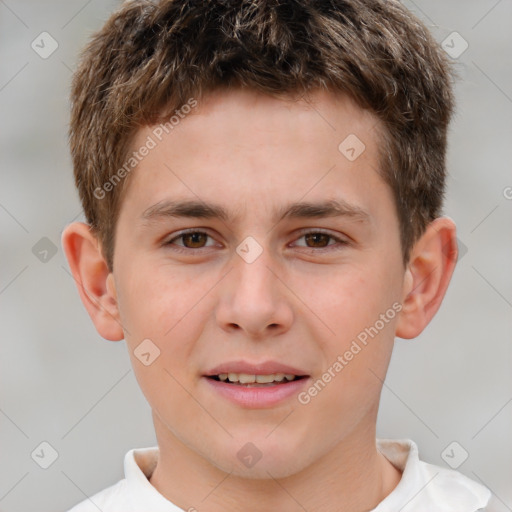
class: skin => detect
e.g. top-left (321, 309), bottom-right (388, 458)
top-left (62, 88), bottom-right (458, 512)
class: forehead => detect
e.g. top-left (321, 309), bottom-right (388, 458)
top-left (120, 88), bottom-right (389, 224)
top-left (168, 87), bottom-right (379, 145)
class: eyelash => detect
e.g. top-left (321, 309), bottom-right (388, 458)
top-left (164, 228), bottom-right (349, 254)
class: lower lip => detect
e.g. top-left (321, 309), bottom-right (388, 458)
top-left (203, 377), bottom-right (310, 408)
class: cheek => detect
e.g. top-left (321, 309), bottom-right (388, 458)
top-left (302, 262), bottom-right (398, 342)
top-left (300, 260), bottom-right (400, 392)
top-left (115, 266), bottom-right (207, 387)
top-left (118, 262), bottom-right (198, 335)
top-left (118, 268), bottom-right (205, 416)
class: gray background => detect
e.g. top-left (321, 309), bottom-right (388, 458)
top-left (1, 1), bottom-right (511, 511)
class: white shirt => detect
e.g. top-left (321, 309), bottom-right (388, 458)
top-left (67, 438), bottom-right (492, 511)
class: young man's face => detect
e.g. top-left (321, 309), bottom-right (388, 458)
top-left (112, 88), bottom-right (408, 477)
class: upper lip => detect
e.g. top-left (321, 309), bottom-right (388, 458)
top-left (204, 360), bottom-right (309, 377)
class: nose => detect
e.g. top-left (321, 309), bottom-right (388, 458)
top-left (215, 241), bottom-right (294, 339)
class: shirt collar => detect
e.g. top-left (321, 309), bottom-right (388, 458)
top-left (123, 439), bottom-right (491, 512)
top-left (124, 446), bottom-right (181, 511)
top-left (373, 438), bottom-right (491, 511)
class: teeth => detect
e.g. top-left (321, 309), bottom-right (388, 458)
top-left (238, 373), bottom-right (255, 384)
top-left (256, 374), bottom-right (278, 383)
top-left (217, 372), bottom-right (297, 383)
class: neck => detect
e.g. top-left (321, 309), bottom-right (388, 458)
top-left (148, 414), bottom-right (402, 512)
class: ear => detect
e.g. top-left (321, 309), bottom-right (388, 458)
top-left (61, 222), bottom-right (124, 341)
top-left (395, 217), bottom-right (458, 339)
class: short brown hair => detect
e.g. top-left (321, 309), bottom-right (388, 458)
top-left (69, 0), bottom-right (455, 271)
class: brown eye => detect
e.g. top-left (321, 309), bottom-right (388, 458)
top-left (180, 232), bottom-right (208, 248)
top-left (292, 230), bottom-right (349, 252)
top-left (304, 233), bottom-right (331, 248)
top-left (166, 230), bottom-right (215, 251)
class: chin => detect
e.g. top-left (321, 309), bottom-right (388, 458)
top-left (206, 434), bottom-right (311, 479)
top-left (226, 455), bottom-right (308, 480)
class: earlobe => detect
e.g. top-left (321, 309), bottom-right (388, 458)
top-left (395, 217), bottom-right (458, 340)
top-left (61, 222), bottom-right (124, 342)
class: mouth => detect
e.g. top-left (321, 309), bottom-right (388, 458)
top-left (202, 360), bottom-right (311, 407)
top-left (206, 373), bottom-right (309, 387)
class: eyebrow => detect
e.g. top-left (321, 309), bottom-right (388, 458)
top-left (141, 198), bottom-right (370, 225)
